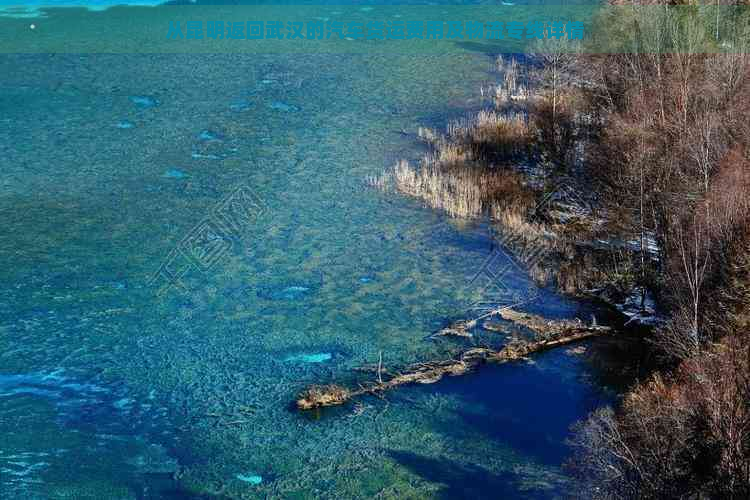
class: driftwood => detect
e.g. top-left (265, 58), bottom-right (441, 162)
top-left (497, 308), bottom-right (589, 336)
top-left (482, 320), bottom-right (507, 332)
top-left (296, 309), bottom-right (611, 410)
top-left (432, 304), bottom-right (519, 339)
top-left (433, 319), bottom-right (476, 338)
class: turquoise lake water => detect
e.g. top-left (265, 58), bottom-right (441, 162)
top-left (0, 2), bottom-right (621, 498)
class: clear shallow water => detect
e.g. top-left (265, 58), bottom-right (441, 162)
top-left (1, 5), bottom-right (615, 499)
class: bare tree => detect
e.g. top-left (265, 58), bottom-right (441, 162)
top-left (568, 407), bottom-right (641, 499)
top-left (668, 9), bottom-right (707, 132)
top-left (530, 35), bottom-right (581, 126)
top-left (686, 110), bottom-right (723, 195)
top-left (674, 211), bottom-right (711, 353)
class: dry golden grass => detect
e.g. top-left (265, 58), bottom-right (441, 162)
top-left (446, 110), bottom-right (529, 162)
top-left (392, 158), bottom-right (534, 220)
top-left (492, 208), bottom-right (550, 246)
top-left (364, 173), bottom-right (390, 191)
top-left (384, 108), bottom-right (561, 266)
top-left (493, 55), bottom-right (531, 107)
top-left (388, 110), bottom-right (533, 220)
top-left (371, 89), bottom-right (600, 289)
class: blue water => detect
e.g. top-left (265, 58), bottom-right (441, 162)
top-left (0, 2), bottom-right (616, 499)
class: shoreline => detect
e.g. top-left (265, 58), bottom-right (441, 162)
top-left (298, 52), bottom-right (655, 413)
top-left (373, 10), bottom-right (750, 496)
top-left (371, 54), bottom-right (656, 327)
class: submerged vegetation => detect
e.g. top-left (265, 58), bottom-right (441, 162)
top-left (369, 2), bottom-right (750, 497)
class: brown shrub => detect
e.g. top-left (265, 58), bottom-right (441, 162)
top-left (530, 97), bottom-right (578, 169)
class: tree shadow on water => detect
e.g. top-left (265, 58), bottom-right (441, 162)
top-left (387, 449), bottom-right (550, 500)
top-left (417, 358), bottom-right (606, 467)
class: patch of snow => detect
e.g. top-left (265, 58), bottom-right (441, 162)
top-left (618, 287), bottom-right (664, 326)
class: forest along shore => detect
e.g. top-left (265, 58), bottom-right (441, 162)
top-left (364, 5), bottom-right (750, 499)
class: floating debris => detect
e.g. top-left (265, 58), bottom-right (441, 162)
top-left (358, 276), bottom-right (374, 284)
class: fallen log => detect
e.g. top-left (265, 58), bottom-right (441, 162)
top-left (482, 320), bottom-right (507, 332)
top-left (432, 319), bottom-right (475, 338)
top-left (497, 308), bottom-right (584, 336)
top-left (296, 384), bottom-right (352, 410)
top-left (295, 309), bottom-right (611, 410)
top-left (431, 303), bottom-right (520, 339)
